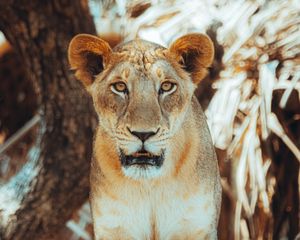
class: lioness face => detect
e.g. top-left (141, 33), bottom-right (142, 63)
top-left (68, 34), bottom-right (214, 179)
top-left (90, 46), bottom-right (195, 179)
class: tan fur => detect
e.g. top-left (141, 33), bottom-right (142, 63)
top-left (68, 33), bottom-right (221, 240)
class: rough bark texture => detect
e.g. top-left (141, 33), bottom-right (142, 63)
top-left (0, 1), bottom-right (97, 239)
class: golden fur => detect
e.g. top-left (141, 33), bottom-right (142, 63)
top-left (68, 33), bottom-right (221, 239)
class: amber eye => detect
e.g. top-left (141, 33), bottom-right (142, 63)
top-left (159, 81), bottom-right (176, 94)
top-left (111, 82), bottom-right (128, 93)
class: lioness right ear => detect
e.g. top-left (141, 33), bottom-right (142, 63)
top-left (169, 33), bottom-right (214, 84)
top-left (68, 34), bottom-right (112, 87)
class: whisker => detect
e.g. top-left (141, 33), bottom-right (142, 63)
top-left (116, 131), bottom-right (131, 138)
top-left (117, 138), bottom-right (136, 142)
top-left (152, 138), bottom-right (169, 143)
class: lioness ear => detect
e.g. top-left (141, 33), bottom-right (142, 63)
top-left (68, 34), bottom-right (112, 86)
top-left (169, 33), bottom-right (214, 84)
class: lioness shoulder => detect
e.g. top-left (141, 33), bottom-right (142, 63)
top-left (68, 33), bottom-right (221, 240)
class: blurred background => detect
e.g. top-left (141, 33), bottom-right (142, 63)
top-left (0, 0), bottom-right (299, 239)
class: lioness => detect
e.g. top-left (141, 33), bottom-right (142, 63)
top-left (68, 33), bottom-right (221, 240)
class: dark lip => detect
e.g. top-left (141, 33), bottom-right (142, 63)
top-left (120, 149), bottom-right (165, 167)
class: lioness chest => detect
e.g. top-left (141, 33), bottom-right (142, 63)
top-left (91, 183), bottom-right (216, 240)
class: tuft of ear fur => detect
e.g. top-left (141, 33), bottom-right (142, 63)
top-left (169, 33), bottom-right (214, 84)
top-left (68, 34), bottom-right (112, 86)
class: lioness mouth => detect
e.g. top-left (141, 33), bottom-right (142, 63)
top-left (120, 149), bottom-right (164, 167)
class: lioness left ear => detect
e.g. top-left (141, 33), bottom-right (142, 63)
top-left (68, 34), bottom-right (112, 87)
top-left (169, 33), bottom-right (214, 84)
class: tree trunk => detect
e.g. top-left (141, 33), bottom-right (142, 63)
top-left (0, 1), bottom-right (97, 239)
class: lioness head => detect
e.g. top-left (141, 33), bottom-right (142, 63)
top-left (68, 33), bottom-right (214, 180)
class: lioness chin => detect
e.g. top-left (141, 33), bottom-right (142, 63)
top-left (68, 33), bottom-right (221, 240)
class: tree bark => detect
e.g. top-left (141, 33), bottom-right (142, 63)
top-left (0, 1), bottom-right (97, 239)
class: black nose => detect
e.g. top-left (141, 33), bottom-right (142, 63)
top-left (130, 131), bottom-right (156, 142)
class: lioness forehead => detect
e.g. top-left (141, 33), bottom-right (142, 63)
top-left (111, 39), bottom-right (168, 70)
top-left (113, 39), bottom-right (165, 53)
